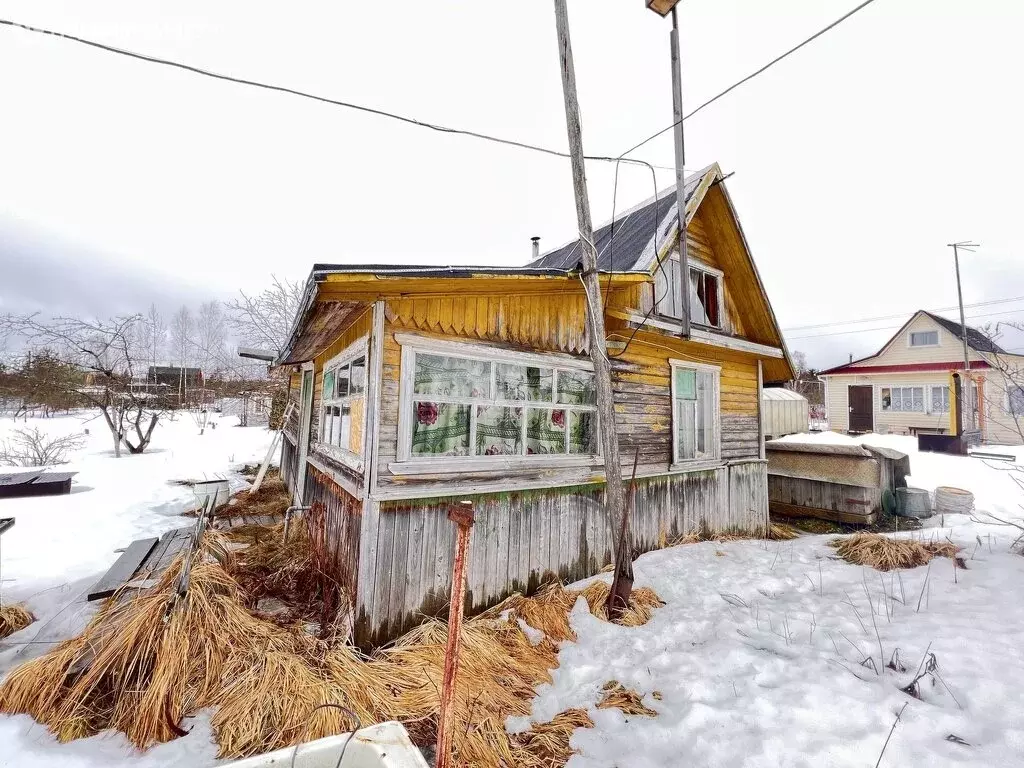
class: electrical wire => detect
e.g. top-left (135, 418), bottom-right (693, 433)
top-left (0, 17), bottom-right (691, 175)
top-left (618, 0), bottom-right (882, 159)
top-left (3, 3), bottom-right (881, 176)
top-left (787, 307), bottom-right (1024, 341)
top-left (782, 295), bottom-right (1024, 332)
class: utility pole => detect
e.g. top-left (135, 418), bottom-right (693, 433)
top-left (948, 241), bottom-right (979, 431)
top-left (669, 5), bottom-right (691, 338)
top-left (552, 0), bottom-right (631, 617)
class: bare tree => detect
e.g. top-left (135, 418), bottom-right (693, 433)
top-left (169, 306), bottom-right (194, 406)
top-left (978, 322), bottom-right (1024, 445)
top-left (0, 313), bottom-right (165, 457)
top-left (785, 349), bottom-right (824, 405)
top-left (226, 275), bottom-right (304, 357)
top-left (1, 426), bottom-right (86, 467)
top-left (143, 303), bottom-right (167, 371)
top-left (194, 301), bottom-right (229, 377)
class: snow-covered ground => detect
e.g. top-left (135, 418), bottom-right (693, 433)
top-left (517, 433), bottom-right (1024, 767)
top-left (2, 428), bottom-right (1024, 767)
top-left (0, 411), bottom-right (275, 767)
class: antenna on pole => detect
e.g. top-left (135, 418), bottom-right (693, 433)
top-left (946, 240), bottom-right (979, 434)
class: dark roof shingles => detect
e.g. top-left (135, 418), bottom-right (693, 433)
top-left (527, 171), bottom-right (706, 272)
top-left (922, 311), bottom-right (1006, 354)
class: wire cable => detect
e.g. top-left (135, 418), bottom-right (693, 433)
top-left (787, 307), bottom-right (1024, 341)
top-left (618, 0), bottom-right (881, 159)
top-left (0, 17), bottom-right (688, 175)
top-left (782, 295), bottom-right (1024, 332)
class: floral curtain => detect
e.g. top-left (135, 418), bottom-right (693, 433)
top-left (411, 402), bottom-right (470, 456)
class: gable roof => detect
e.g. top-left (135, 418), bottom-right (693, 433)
top-left (920, 311), bottom-right (1005, 354)
top-left (819, 309), bottom-right (1006, 375)
top-left (526, 168), bottom-right (710, 272)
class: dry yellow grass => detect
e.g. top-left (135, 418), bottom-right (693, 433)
top-left (0, 530), bottom-right (664, 767)
top-left (596, 681), bottom-right (659, 717)
top-left (0, 604), bottom-right (33, 639)
top-left (831, 533), bottom-right (960, 571)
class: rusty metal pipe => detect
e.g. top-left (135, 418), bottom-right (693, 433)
top-left (436, 500), bottom-right (474, 768)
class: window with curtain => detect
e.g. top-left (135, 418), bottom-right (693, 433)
top-left (655, 259), bottom-right (723, 329)
top-left (881, 386), bottom-right (924, 412)
top-left (930, 385), bottom-right (950, 413)
top-left (403, 345), bottom-right (599, 461)
top-left (671, 363), bottom-right (720, 463)
top-left (319, 341), bottom-right (367, 465)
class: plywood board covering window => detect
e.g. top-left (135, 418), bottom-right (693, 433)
top-left (670, 359), bottom-right (721, 466)
top-left (394, 335), bottom-right (600, 474)
top-left (318, 337), bottom-right (368, 470)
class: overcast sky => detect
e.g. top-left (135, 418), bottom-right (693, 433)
top-left (1, 0), bottom-right (1022, 368)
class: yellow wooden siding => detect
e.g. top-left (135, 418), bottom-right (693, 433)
top-left (387, 293), bottom-right (590, 354)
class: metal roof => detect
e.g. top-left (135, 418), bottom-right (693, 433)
top-left (0, 470), bottom-right (43, 487)
top-left (526, 168), bottom-right (709, 272)
top-left (921, 311), bottom-right (1006, 354)
top-left (762, 387), bottom-right (808, 402)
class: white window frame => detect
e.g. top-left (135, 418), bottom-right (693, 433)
top-left (688, 261), bottom-right (725, 330)
top-left (928, 384), bottom-right (951, 414)
top-left (1005, 383), bottom-right (1024, 416)
top-left (393, 334), bottom-right (601, 475)
top-left (655, 256), bottom-right (725, 331)
top-left (315, 336), bottom-right (369, 472)
top-left (907, 330), bottom-right (940, 348)
top-left (879, 384), bottom-right (927, 413)
top-left (669, 358), bottom-right (721, 469)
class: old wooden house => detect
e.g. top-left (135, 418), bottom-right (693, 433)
top-left (276, 163), bottom-right (794, 647)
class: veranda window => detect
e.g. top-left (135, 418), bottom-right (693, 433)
top-left (400, 343), bottom-right (599, 462)
top-left (930, 386), bottom-right (950, 413)
top-left (881, 386), bottom-right (924, 412)
top-left (319, 340), bottom-right (367, 465)
top-left (671, 362), bottom-right (720, 463)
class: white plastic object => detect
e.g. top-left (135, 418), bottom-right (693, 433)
top-left (221, 722), bottom-right (429, 768)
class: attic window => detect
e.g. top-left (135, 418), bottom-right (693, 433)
top-left (655, 259), bottom-right (723, 329)
top-left (909, 330), bottom-right (939, 347)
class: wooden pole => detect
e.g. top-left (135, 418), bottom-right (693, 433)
top-left (670, 6), bottom-right (691, 338)
top-left (951, 243), bottom-right (974, 431)
top-left (436, 501), bottom-right (474, 768)
top-left (552, 0), bottom-right (630, 613)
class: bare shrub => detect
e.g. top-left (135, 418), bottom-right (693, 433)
top-left (0, 427), bottom-right (86, 467)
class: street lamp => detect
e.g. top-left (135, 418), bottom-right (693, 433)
top-left (645, 0), bottom-right (683, 17)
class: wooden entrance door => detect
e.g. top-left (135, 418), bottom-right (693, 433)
top-left (848, 385), bottom-right (873, 433)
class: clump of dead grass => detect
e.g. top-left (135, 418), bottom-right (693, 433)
top-left (215, 472), bottom-right (290, 519)
top-left (768, 522), bottom-right (801, 540)
top-left (0, 528), bottom-right (663, 767)
top-left (831, 533), bottom-right (961, 571)
top-left (597, 681), bottom-right (659, 717)
top-left (0, 604), bottom-right (34, 639)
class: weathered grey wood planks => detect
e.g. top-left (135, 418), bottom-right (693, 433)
top-left (87, 537), bottom-right (160, 601)
top-left (354, 459), bottom-right (768, 648)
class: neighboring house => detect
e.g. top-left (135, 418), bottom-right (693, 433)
top-left (275, 162), bottom-right (794, 647)
top-left (819, 310), bottom-right (1024, 444)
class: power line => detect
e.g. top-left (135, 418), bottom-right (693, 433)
top-left (618, 0), bottom-right (881, 159)
top-left (781, 295), bottom-right (1024, 332)
top-left (787, 307), bottom-right (1024, 341)
top-left (0, 17), bottom-right (690, 175)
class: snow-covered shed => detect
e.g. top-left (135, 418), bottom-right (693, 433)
top-left (761, 387), bottom-right (809, 439)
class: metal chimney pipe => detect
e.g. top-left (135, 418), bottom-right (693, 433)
top-left (531, 236), bottom-right (540, 260)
